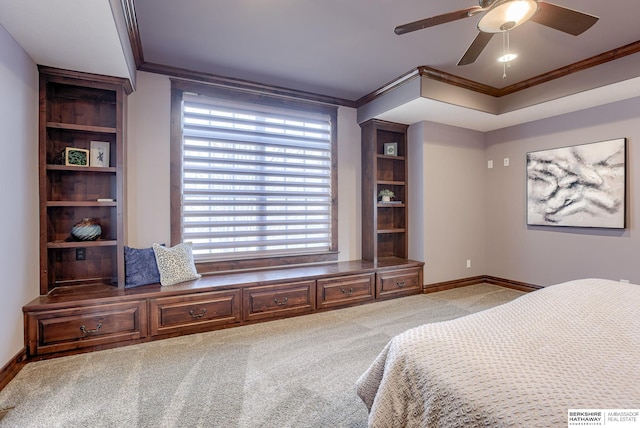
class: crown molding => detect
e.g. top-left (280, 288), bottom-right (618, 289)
top-left (140, 62), bottom-right (356, 107)
top-left (120, 0), bottom-right (144, 68)
top-left (499, 40), bottom-right (640, 96)
top-left (357, 40), bottom-right (640, 107)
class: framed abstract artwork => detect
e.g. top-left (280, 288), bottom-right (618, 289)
top-left (526, 138), bottom-right (626, 228)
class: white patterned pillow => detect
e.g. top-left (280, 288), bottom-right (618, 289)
top-left (152, 242), bottom-right (201, 286)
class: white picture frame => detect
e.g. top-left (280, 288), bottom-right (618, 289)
top-left (90, 141), bottom-right (110, 167)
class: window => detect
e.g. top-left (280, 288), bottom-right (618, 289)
top-left (171, 81), bottom-right (338, 272)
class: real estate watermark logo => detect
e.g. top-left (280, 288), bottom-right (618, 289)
top-left (568, 410), bottom-right (640, 427)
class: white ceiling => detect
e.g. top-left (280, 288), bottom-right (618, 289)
top-left (0, 0), bottom-right (131, 81)
top-left (1, 0), bottom-right (639, 132)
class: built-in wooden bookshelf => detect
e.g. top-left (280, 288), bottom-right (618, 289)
top-left (360, 119), bottom-right (409, 263)
top-left (38, 66), bottom-right (130, 294)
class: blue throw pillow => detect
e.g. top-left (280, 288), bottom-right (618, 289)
top-left (124, 246), bottom-right (161, 288)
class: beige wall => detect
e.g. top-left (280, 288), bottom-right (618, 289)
top-left (408, 121), bottom-right (487, 284)
top-left (485, 97), bottom-right (640, 286)
top-left (0, 24), bottom-right (39, 364)
top-left (126, 72), bottom-right (362, 261)
top-left (126, 72), bottom-right (171, 247)
top-left (406, 98), bottom-right (640, 288)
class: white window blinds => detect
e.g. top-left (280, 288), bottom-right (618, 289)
top-left (181, 94), bottom-right (333, 261)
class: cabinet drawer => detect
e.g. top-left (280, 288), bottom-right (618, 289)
top-left (243, 280), bottom-right (316, 322)
top-left (25, 300), bottom-right (147, 356)
top-left (149, 289), bottom-right (241, 336)
top-left (376, 267), bottom-right (423, 299)
top-left (317, 273), bottom-right (375, 309)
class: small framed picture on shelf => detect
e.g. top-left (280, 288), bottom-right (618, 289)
top-left (90, 141), bottom-right (110, 167)
top-left (384, 142), bottom-right (398, 156)
top-left (64, 147), bottom-right (89, 167)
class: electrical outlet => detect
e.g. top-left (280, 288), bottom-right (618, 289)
top-left (503, 158), bottom-right (510, 167)
top-left (76, 248), bottom-right (86, 261)
top-left (466, 259), bottom-right (471, 268)
top-left (487, 160), bottom-right (493, 169)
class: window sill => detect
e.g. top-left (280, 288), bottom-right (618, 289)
top-left (195, 251), bottom-right (340, 275)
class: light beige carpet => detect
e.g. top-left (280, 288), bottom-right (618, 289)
top-left (0, 284), bottom-right (524, 428)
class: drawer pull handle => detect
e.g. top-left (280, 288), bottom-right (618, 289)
top-left (396, 281), bottom-right (406, 288)
top-left (274, 297), bottom-right (289, 306)
top-left (340, 287), bottom-right (354, 295)
top-left (189, 309), bottom-right (207, 319)
top-left (80, 319), bottom-right (103, 336)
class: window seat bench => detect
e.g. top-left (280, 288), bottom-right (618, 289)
top-left (23, 257), bottom-right (424, 359)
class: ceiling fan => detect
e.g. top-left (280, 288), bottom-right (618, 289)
top-left (395, 0), bottom-right (599, 66)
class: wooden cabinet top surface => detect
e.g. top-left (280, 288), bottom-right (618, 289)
top-left (24, 258), bottom-right (424, 310)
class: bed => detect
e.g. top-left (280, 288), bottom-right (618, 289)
top-left (356, 278), bottom-right (640, 427)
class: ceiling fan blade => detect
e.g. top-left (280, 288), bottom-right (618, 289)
top-left (530, 2), bottom-right (599, 36)
top-left (394, 6), bottom-right (483, 35)
top-left (458, 32), bottom-right (494, 66)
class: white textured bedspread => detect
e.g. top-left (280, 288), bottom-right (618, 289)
top-left (356, 279), bottom-right (640, 427)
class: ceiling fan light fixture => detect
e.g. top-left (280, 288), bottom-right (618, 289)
top-left (497, 53), bottom-right (518, 62)
top-left (478, 0), bottom-right (538, 33)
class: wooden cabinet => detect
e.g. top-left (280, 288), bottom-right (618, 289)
top-left (149, 290), bottom-right (242, 336)
top-left (360, 119), bottom-right (409, 263)
top-left (317, 273), bottom-right (375, 309)
top-left (243, 280), bottom-right (316, 322)
top-left (39, 67), bottom-right (131, 294)
top-left (23, 260), bottom-right (424, 358)
top-left (376, 267), bottom-right (423, 299)
top-left (24, 300), bottom-right (147, 356)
